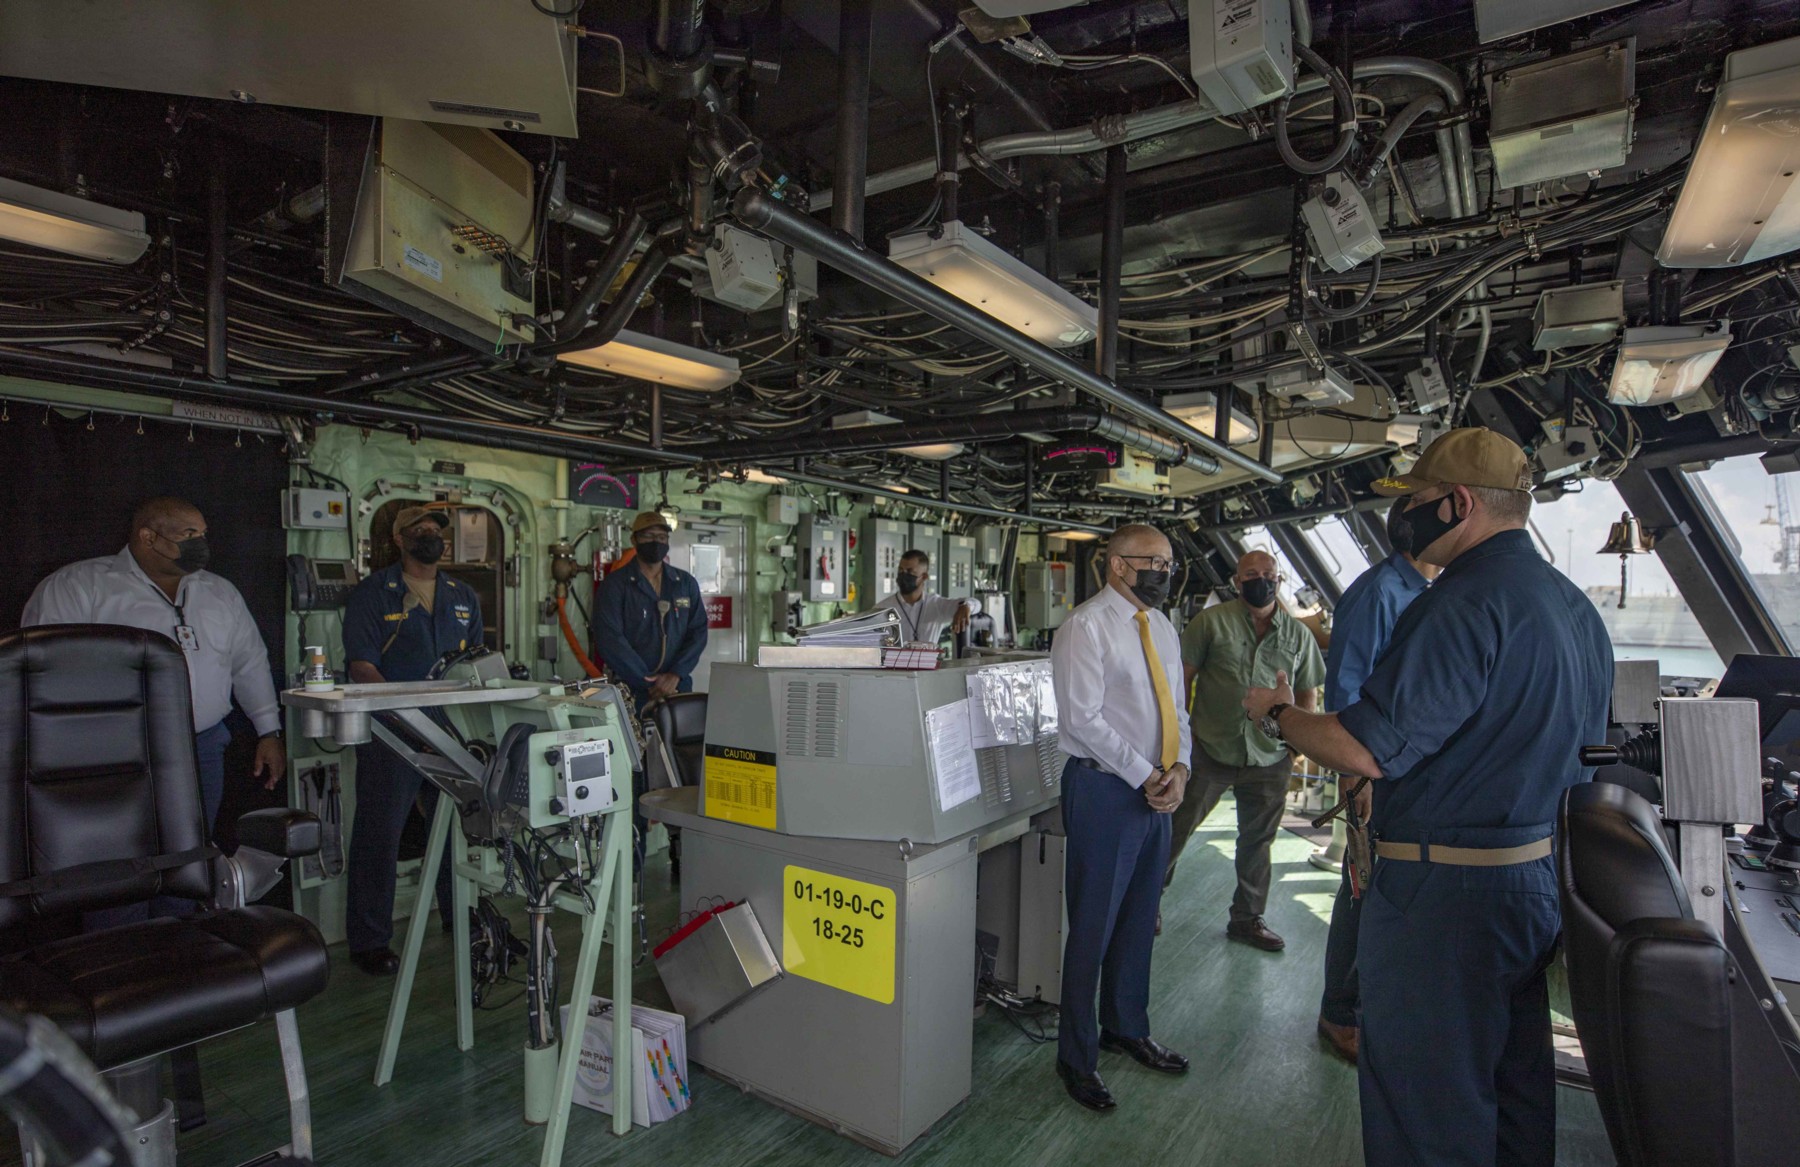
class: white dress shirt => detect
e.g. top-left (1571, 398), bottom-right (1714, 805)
top-left (21, 548), bottom-right (282, 736)
top-left (1051, 584), bottom-right (1192, 789)
top-left (873, 590), bottom-right (981, 646)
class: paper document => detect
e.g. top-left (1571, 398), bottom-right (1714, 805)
top-left (926, 698), bottom-right (981, 812)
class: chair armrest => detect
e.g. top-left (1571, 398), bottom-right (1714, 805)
top-left (237, 809), bottom-right (322, 858)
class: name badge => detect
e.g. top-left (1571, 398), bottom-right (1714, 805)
top-left (175, 625), bottom-right (200, 652)
top-left (674, 596), bottom-right (692, 610)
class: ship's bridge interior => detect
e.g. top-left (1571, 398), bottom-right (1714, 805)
top-left (1, 2), bottom-right (1799, 1166)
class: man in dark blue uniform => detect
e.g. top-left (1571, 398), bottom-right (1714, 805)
top-left (341, 505), bottom-right (484, 975)
top-left (594, 511), bottom-right (709, 710)
top-left (1316, 502), bottom-right (1438, 1063)
top-left (1245, 429), bottom-right (1612, 1167)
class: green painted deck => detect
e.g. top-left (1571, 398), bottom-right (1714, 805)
top-left (58, 799), bottom-right (1616, 1166)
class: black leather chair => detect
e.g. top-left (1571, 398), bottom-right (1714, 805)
top-left (0, 625), bottom-right (330, 1164)
top-left (650, 692), bottom-right (708, 789)
top-left (1558, 781), bottom-right (1800, 1167)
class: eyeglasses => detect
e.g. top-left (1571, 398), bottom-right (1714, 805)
top-left (1118, 554), bottom-right (1180, 573)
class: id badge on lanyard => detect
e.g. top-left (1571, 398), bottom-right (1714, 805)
top-left (174, 623), bottom-right (200, 652)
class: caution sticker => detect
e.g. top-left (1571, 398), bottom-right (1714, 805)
top-left (782, 865), bottom-right (896, 1004)
top-left (703, 744), bottom-right (778, 830)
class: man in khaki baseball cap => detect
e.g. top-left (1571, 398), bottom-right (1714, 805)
top-left (1241, 424), bottom-right (1612, 1166)
top-left (1366, 428), bottom-right (1533, 566)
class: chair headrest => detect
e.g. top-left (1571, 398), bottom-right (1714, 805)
top-left (653, 692), bottom-right (709, 746)
top-left (1559, 781), bottom-right (1692, 928)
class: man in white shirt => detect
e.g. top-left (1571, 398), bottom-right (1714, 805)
top-left (1049, 523), bottom-right (1192, 1112)
top-left (21, 496), bottom-right (286, 833)
top-left (872, 549), bottom-right (978, 646)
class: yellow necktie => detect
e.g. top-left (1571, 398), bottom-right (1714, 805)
top-left (1135, 610), bottom-right (1179, 770)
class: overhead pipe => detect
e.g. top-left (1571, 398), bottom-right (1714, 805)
top-left (647, 0), bottom-right (711, 99)
top-left (624, 406), bottom-right (1233, 475)
top-left (810, 57), bottom-right (1475, 224)
top-left (732, 187), bottom-right (1281, 483)
top-left (0, 346), bottom-right (704, 466)
top-left (544, 164), bottom-right (617, 241)
top-left (832, 0), bottom-right (874, 239)
top-left (556, 212), bottom-right (648, 343)
top-left (762, 463), bottom-right (1111, 536)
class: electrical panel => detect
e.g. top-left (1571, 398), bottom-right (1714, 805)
top-left (943, 535), bottom-right (976, 600)
top-left (1189, 0), bottom-right (1294, 116)
top-left (908, 521), bottom-right (944, 587)
top-left (282, 488), bottom-right (350, 530)
top-left (1536, 418), bottom-right (1596, 480)
top-left (1021, 561), bottom-right (1072, 629)
top-left (1404, 359), bottom-right (1451, 413)
top-left (544, 737), bottom-right (615, 819)
top-left (798, 514), bottom-right (850, 604)
top-left (1096, 449), bottom-right (1171, 498)
top-left (765, 493), bottom-right (798, 525)
top-left (1533, 282), bottom-right (1625, 351)
top-left (699, 223), bottom-right (820, 312)
top-left (859, 516), bottom-right (909, 607)
top-left (1489, 40), bottom-right (1636, 190)
top-left (1301, 174), bottom-right (1382, 273)
top-left (974, 525), bottom-right (1008, 567)
top-left (1265, 363), bottom-right (1356, 407)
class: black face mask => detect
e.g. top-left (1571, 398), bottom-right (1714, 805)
top-left (406, 531), bottom-right (446, 565)
top-left (165, 535), bottom-right (209, 575)
top-left (1239, 577), bottom-right (1278, 609)
top-left (636, 540), bottom-right (669, 565)
top-left (1405, 492), bottom-right (1465, 558)
top-left (896, 570), bottom-right (921, 596)
top-left (1129, 568), bottom-right (1170, 608)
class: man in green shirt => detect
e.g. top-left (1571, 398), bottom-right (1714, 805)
top-left (1168, 550), bottom-right (1325, 951)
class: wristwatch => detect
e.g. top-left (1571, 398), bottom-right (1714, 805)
top-left (1257, 703), bottom-right (1291, 742)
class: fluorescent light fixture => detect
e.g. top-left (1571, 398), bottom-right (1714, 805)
top-left (1160, 391), bottom-right (1259, 445)
top-left (558, 329), bottom-right (740, 391)
top-left (743, 468), bottom-right (788, 485)
top-left (0, 176), bottom-right (149, 264)
top-left (889, 220), bottom-right (1097, 348)
top-left (894, 442), bottom-right (965, 461)
top-left (831, 410), bottom-right (898, 428)
top-left (1607, 323), bottom-right (1732, 406)
top-left (1047, 529), bottom-right (1102, 542)
top-left (1657, 35), bottom-right (1800, 268)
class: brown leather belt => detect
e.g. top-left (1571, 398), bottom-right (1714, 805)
top-left (1373, 837), bottom-right (1553, 867)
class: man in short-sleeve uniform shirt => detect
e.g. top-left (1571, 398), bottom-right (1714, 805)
top-left (1245, 429), bottom-right (1612, 1167)
top-left (1169, 550), bottom-right (1325, 951)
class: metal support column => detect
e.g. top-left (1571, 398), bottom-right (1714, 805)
top-left (832, 0), bottom-right (873, 240)
top-left (1097, 145), bottom-right (1126, 381)
top-left (206, 160), bottom-right (228, 382)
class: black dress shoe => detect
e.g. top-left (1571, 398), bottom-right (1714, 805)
top-left (1226, 916), bottom-right (1286, 952)
top-left (349, 947), bottom-right (401, 976)
top-left (1055, 1060), bottom-right (1117, 1111)
top-left (1100, 1032), bottom-right (1190, 1074)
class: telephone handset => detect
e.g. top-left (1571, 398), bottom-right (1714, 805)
top-left (288, 554), bottom-right (360, 610)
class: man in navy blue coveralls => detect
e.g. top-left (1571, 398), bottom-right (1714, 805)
top-left (594, 511), bottom-right (709, 711)
top-left (341, 505), bottom-right (483, 976)
top-left (1316, 502), bottom-right (1438, 1063)
top-left (1247, 429), bottom-right (1612, 1167)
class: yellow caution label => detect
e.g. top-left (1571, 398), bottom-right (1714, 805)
top-left (781, 865), bottom-right (896, 1004)
top-left (703, 744), bottom-right (777, 830)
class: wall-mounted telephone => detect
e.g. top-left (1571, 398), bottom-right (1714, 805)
top-left (288, 554), bottom-right (361, 610)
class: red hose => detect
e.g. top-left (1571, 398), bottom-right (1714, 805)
top-left (556, 594), bottom-right (603, 679)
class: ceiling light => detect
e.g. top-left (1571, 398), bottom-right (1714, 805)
top-left (889, 220), bottom-right (1097, 349)
top-left (894, 442), bottom-right (965, 461)
top-left (1160, 391), bottom-right (1259, 446)
top-left (0, 176), bottom-right (149, 264)
top-left (558, 329), bottom-right (740, 391)
top-left (1047, 529), bottom-right (1102, 542)
top-left (1607, 323), bottom-right (1732, 406)
top-left (1657, 35), bottom-right (1800, 268)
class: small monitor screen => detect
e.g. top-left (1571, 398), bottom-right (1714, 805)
top-left (568, 751), bottom-right (610, 784)
top-left (1714, 654), bottom-right (1800, 768)
top-left (314, 562), bottom-right (346, 581)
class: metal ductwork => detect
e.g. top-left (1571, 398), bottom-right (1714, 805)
top-left (731, 186), bottom-right (1282, 484)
